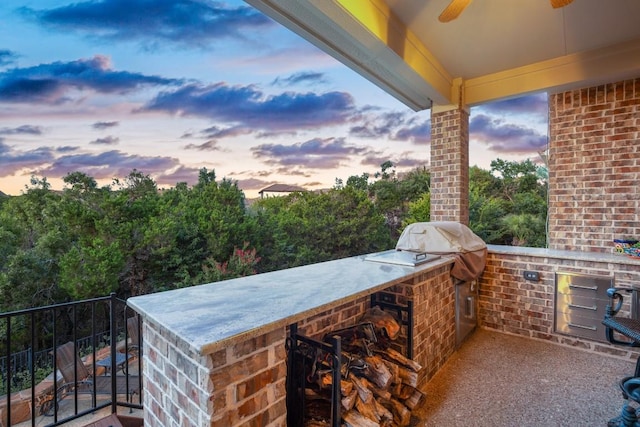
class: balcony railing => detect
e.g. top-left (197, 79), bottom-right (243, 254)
top-left (1, 294), bottom-right (143, 426)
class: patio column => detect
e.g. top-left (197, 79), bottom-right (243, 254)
top-left (429, 101), bottom-right (470, 225)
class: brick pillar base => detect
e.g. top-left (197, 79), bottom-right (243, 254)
top-left (430, 107), bottom-right (470, 224)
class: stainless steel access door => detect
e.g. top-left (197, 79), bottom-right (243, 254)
top-left (456, 280), bottom-right (478, 347)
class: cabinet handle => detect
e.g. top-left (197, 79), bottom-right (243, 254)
top-left (568, 322), bottom-right (597, 331)
top-left (568, 303), bottom-right (597, 311)
top-left (569, 284), bottom-right (598, 291)
top-left (465, 296), bottom-right (475, 318)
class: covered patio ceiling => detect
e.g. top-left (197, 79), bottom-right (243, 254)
top-left (245, 0), bottom-right (640, 111)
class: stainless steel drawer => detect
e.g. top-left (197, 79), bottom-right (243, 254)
top-left (556, 273), bottom-right (610, 299)
top-left (556, 292), bottom-right (608, 317)
top-left (554, 272), bottom-right (614, 342)
top-left (555, 310), bottom-right (605, 342)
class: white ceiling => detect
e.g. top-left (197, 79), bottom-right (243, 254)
top-left (389, 0), bottom-right (640, 80)
top-left (247, 0), bottom-right (640, 110)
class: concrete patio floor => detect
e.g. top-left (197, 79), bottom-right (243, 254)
top-left (415, 328), bottom-right (635, 427)
top-left (11, 328), bottom-right (635, 426)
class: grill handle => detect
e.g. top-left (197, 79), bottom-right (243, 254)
top-left (414, 252), bottom-right (428, 261)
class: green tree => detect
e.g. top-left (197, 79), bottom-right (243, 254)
top-left (402, 192), bottom-right (431, 227)
top-left (58, 238), bottom-right (124, 299)
top-left (368, 163), bottom-right (431, 240)
top-left (252, 187), bottom-right (391, 271)
top-left (502, 213), bottom-right (547, 247)
top-left (0, 177), bottom-right (68, 310)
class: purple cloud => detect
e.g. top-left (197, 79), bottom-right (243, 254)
top-left (144, 83), bottom-right (356, 131)
top-left (271, 71), bottom-right (326, 87)
top-left (350, 111), bottom-right (406, 138)
top-left (0, 125), bottom-right (43, 135)
top-left (394, 118), bottom-right (431, 144)
top-left (349, 111), bottom-right (430, 144)
top-left (0, 141), bottom-right (57, 176)
top-left (184, 140), bottom-right (223, 151)
top-left (22, 0), bottom-right (273, 47)
top-left (198, 125), bottom-right (253, 139)
top-left (92, 121), bottom-right (119, 130)
top-left (37, 150), bottom-right (181, 179)
top-left (90, 136), bottom-right (119, 145)
top-left (0, 55), bottom-right (181, 104)
top-left (470, 114), bottom-right (547, 153)
top-left (252, 137), bottom-right (371, 169)
top-left (155, 165), bottom-right (201, 187)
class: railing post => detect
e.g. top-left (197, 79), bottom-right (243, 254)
top-left (110, 292), bottom-right (118, 414)
top-left (6, 316), bottom-right (11, 426)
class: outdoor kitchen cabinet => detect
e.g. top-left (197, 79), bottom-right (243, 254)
top-left (554, 272), bottom-right (615, 342)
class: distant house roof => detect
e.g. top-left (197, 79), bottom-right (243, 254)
top-left (258, 184), bottom-right (306, 197)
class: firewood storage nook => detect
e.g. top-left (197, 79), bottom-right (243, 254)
top-left (128, 253), bottom-right (459, 427)
top-left (287, 300), bottom-right (423, 426)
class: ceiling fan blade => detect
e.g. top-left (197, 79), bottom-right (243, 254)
top-left (550, 0), bottom-right (574, 8)
top-left (438, 0), bottom-right (472, 23)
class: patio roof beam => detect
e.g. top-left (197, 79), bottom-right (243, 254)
top-left (246, 0), bottom-right (452, 111)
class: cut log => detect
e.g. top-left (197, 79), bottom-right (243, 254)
top-left (380, 358), bottom-right (417, 388)
top-left (342, 389), bottom-right (358, 411)
top-left (403, 387), bottom-right (425, 410)
top-left (373, 397), bottom-right (394, 424)
top-left (390, 381), bottom-right (403, 399)
top-left (364, 355), bottom-right (393, 389)
top-left (343, 410), bottom-right (380, 427)
top-left (380, 397), bottom-right (411, 427)
top-left (382, 359), bottom-right (400, 384)
top-left (361, 306), bottom-right (401, 340)
top-left (349, 373), bottom-right (374, 403)
top-left (355, 395), bottom-right (381, 424)
top-left (360, 377), bottom-right (392, 401)
top-left (318, 373), bottom-right (354, 396)
top-left (397, 365), bottom-right (418, 388)
top-left (376, 347), bottom-right (422, 372)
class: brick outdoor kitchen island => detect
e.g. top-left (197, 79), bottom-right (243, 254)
top-left (127, 252), bottom-right (458, 427)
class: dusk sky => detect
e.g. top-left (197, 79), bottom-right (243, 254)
top-left (0, 0), bottom-right (550, 198)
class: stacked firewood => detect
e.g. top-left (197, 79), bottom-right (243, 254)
top-left (304, 307), bottom-right (424, 427)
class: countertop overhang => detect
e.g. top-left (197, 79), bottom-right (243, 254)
top-left (127, 251), bottom-right (453, 357)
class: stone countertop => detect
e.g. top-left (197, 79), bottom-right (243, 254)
top-left (487, 244), bottom-right (640, 265)
top-left (127, 251), bottom-right (453, 357)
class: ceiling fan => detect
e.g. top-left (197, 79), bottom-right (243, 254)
top-left (438, 0), bottom-right (575, 23)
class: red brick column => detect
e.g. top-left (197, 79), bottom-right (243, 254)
top-left (430, 107), bottom-right (470, 224)
top-left (548, 78), bottom-right (640, 251)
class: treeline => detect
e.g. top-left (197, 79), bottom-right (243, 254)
top-left (0, 159), bottom-right (547, 312)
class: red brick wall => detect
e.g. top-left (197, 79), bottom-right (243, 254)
top-left (430, 107), bottom-right (470, 225)
top-left (548, 78), bottom-right (640, 251)
top-left (142, 263), bottom-right (457, 427)
top-left (298, 263), bottom-right (455, 389)
top-left (478, 251), bottom-right (640, 363)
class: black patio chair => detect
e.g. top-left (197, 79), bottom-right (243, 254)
top-left (602, 287), bottom-right (640, 427)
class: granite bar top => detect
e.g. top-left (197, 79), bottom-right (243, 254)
top-left (127, 251), bottom-right (453, 356)
top-left (487, 244), bottom-right (640, 265)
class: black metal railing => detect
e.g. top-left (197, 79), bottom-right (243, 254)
top-left (1, 293), bottom-right (143, 426)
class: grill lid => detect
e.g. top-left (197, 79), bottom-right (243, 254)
top-left (395, 222), bottom-right (487, 281)
top-left (395, 221), bottom-right (486, 253)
